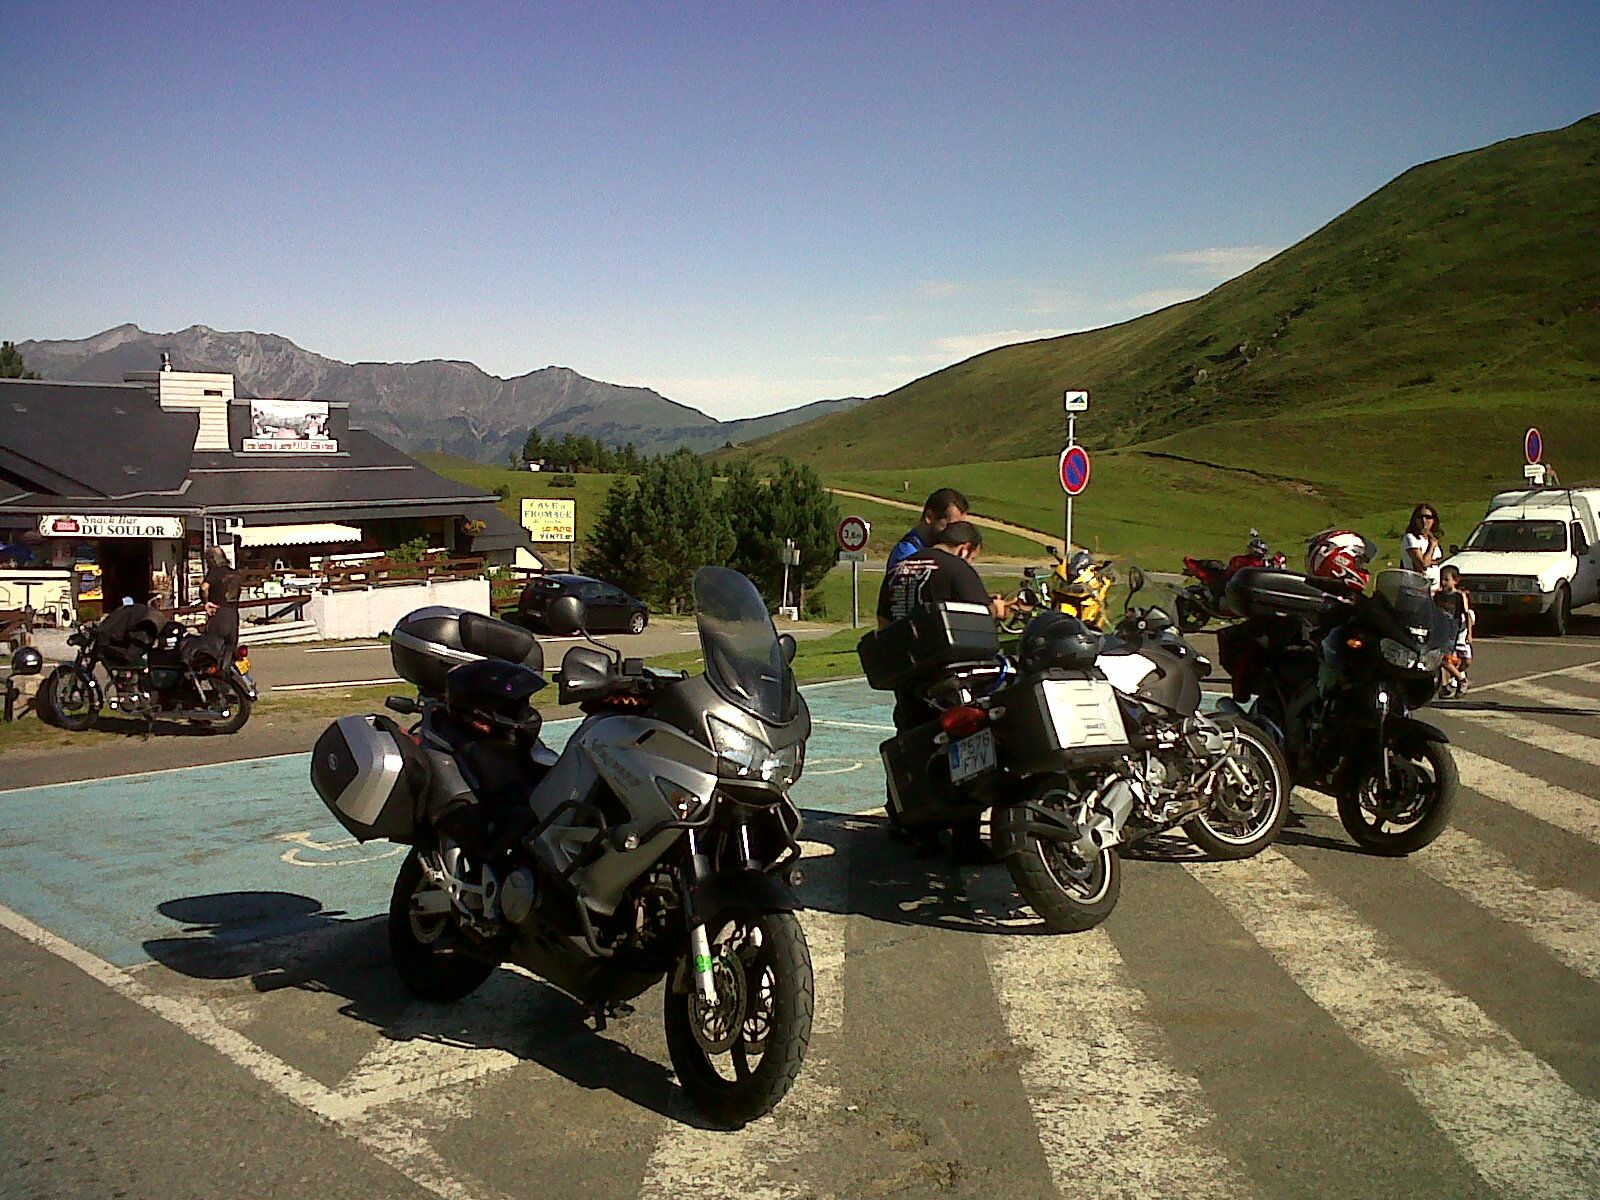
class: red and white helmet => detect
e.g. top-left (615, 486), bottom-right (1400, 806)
top-left (1306, 529), bottom-right (1376, 592)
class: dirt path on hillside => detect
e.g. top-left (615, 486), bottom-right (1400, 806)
top-left (827, 487), bottom-right (1062, 549)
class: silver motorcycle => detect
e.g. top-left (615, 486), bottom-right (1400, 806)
top-left (311, 567), bottom-right (814, 1127)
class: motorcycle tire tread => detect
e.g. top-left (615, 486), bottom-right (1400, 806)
top-left (1336, 740), bottom-right (1460, 857)
top-left (1180, 717), bottom-right (1291, 860)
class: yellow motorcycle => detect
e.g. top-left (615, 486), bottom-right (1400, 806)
top-left (1001, 548), bottom-right (1116, 634)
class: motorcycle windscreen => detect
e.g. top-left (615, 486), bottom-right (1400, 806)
top-left (693, 566), bottom-right (799, 724)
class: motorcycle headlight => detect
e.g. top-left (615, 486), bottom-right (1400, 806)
top-left (707, 716), bottom-right (803, 786)
top-left (1379, 638), bottom-right (1419, 669)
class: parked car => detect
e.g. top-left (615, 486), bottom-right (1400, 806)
top-left (514, 573), bottom-right (650, 634)
top-left (1442, 484), bottom-right (1600, 635)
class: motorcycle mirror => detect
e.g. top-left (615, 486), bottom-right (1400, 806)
top-left (1249, 527), bottom-right (1259, 538)
top-left (1449, 544), bottom-right (1460, 556)
top-left (543, 595), bottom-right (588, 637)
top-left (778, 632), bottom-right (798, 664)
top-left (1046, 545), bottom-right (1060, 560)
top-left (1126, 566), bottom-right (1146, 596)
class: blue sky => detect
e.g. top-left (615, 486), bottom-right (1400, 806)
top-left (3, 2), bottom-right (1596, 418)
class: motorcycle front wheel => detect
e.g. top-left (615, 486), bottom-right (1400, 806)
top-left (40, 667), bottom-right (100, 731)
top-left (995, 792), bottom-right (1121, 932)
top-left (1183, 716), bottom-right (1291, 859)
top-left (1337, 740), bottom-right (1458, 856)
top-left (664, 908), bottom-right (813, 1128)
top-left (388, 847), bottom-right (498, 1003)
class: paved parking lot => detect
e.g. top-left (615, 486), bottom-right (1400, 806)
top-left (3, 634), bottom-right (1600, 1199)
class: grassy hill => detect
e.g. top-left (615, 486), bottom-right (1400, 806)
top-left (733, 115), bottom-right (1600, 566)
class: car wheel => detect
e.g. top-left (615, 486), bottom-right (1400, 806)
top-left (628, 610), bottom-right (647, 635)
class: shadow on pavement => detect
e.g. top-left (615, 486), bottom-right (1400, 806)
top-left (143, 889), bottom-right (696, 1125)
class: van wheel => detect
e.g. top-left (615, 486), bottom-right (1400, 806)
top-left (1545, 585), bottom-right (1570, 637)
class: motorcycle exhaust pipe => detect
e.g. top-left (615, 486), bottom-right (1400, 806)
top-left (1075, 779), bottom-right (1140, 855)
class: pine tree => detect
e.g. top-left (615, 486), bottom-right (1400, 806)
top-left (0, 341), bottom-right (39, 379)
top-left (722, 458), bottom-right (839, 609)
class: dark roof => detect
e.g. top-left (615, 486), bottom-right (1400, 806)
top-left (472, 505), bottom-right (543, 557)
top-left (0, 379), bottom-right (197, 498)
top-left (184, 428), bottom-right (494, 515)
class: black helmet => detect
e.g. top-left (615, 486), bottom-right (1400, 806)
top-left (1020, 612), bottom-right (1103, 673)
top-left (445, 658), bottom-right (546, 736)
top-left (10, 646), bottom-right (44, 676)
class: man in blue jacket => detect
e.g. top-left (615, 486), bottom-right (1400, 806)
top-left (887, 488), bottom-right (970, 569)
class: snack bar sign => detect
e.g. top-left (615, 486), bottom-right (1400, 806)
top-left (38, 514), bottom-right (186, 540)
top-left (520, 498), bottom-right (577, 543)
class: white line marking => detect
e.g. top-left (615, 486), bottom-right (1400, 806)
top-left (967, 865), bottom-right (1259, 1199)
top-left (1453, 746), bottom-right (1600, 845)
top-left (0, 751), bottom-right (308, 795)
top-left (813, 719), bottom-right (897, 732)
top-left (1451, 710), bottom-right (1600, 767)
top-left (1184, 851), bottom-right (1600, 1200)
top-left (1298, 791), bottom-right (1600, 983)
top-left (0, 901), bottom-right (490, 1200)
top-left (304, 644), bottom-right (389, 654)
top-left (635, 831), bottom-right (850, 1200)
top-left (1496, 679), bottom-right (1600, 710)
top-left (270, 677), bottom-right (405, 692)
top-left (1478, 658), bottom-right (1600, 692)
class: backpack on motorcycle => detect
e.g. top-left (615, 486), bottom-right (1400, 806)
top-left (857, 602), bottom-right (1000, 692)
top-left (311, 713), bottom-right (432, 843)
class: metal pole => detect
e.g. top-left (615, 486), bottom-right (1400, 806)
top-left (1064, 414), bottom-right (1076, 552)
top-left (851, 556), bottom-right (859, 628)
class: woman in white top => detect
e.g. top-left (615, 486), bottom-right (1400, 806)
top-left (1402, 503), bottom-right (1443, 588)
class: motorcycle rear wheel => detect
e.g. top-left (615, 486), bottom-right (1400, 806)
top-left (194, 677), bottom-right (251, 735)
top-left (40, 667), bottom-right (100, 731)
top-left (1183, 717), bottom-right (1291, 860)
top-left (1337, 741), bottom-right (1458, 856)
top-left (388, 848), bottom-right (498, 1003)
top-left (664, 908), bottom-right (813, 1128)
top-left (996, 793), bottom-right (1121, 932)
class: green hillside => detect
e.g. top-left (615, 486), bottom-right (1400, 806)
top-left (747, 115), bottom-right (1600, 471)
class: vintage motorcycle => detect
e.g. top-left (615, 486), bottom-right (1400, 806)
top-left (1172, 528), bottom-right (1288, 632)
top-left (1220, 564), bottom-right (1458, 855)
top-left (39, 602), bottom-right (255, 733)
top-left (863, 568), bottom-right (1289, 932)
top-left (312, 567), bottom-right (814, 1127)
top-left (1002, 547), bottom-right (1117, 634)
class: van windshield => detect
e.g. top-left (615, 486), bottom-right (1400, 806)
top-left (1464, 520), bottom-right (1568, 553)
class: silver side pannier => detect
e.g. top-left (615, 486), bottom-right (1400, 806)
top-left (310, 714), bottom-right (430, 843)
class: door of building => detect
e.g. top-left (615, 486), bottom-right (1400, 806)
top-left (98, 539), bottom-right (153, 608)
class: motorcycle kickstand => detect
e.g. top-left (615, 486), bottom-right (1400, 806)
top-left (587, 999), bottom-right (636, 1032)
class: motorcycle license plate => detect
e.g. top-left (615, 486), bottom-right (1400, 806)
top-left (1473, 594), bottom-right (1502, 607)
top-left (949, 728), bottom-right (997, 783)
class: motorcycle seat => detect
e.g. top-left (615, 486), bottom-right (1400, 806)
top-left (1194, 558), bottom-right (1226, 572)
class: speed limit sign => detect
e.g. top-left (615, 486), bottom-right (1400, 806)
top-left (837, 515), bottom-right (870, 554)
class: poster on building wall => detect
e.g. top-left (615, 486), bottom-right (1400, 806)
top-left (520, 498), bottom-right (577, 543)
top-left (244, 398), bottom-right (337, 453)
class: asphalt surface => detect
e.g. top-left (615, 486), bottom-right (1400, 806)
top-left (3, 623), bottom-right (1600, 1199)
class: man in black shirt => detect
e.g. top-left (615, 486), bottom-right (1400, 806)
top-left (876, 522), bottom-right (1008, 864)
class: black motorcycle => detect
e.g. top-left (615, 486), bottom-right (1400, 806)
top-left (1221, 565), bottom-right (1458, 855)
top-left (40, 603), bottom-right (256, 734)
top-left (313, 568), bottom-right (814, 1127)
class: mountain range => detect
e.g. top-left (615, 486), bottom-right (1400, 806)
top-left (15, 324), bottom-right (864, 462)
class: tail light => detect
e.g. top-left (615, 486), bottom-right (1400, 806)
top-left (939, 705), bottom-right (987, 738)
top-left (234, 643), bottom-right (250, 660)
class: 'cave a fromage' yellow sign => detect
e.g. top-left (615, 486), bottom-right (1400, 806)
top-left (520, 498), bottom-right (576, 543)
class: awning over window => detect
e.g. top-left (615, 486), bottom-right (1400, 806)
top-left (237, 522), bottom-right (362, 547)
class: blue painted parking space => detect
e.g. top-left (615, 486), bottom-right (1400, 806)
top-left (0, 680), bottom-right (894, 967)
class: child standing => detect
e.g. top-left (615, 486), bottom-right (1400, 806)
top-left (1435, 566), bottom-right (1474, 696)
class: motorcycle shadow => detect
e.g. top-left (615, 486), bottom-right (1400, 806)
top-left (143, 889), bottom-right (693, 1124)
top-left (798, 811), bottom-right (1058, 936)
top-left (82, 714), bottom-right (225, 739)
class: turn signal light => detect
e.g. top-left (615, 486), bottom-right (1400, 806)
top-left (234, 644), bottom-right (250, 660)
top-left (1345, 637), bottom-right (1365, 650)
top-left (939, 705), bottom-right (987, 738)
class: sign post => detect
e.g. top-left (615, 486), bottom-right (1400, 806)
top-left (837, 515), bottom-right (870, 627)
top-left (1060, 391), bottom-right (1091, 550)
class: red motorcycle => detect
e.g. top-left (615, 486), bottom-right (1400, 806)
top-left (1173, 530), bottom-right (1288, 632)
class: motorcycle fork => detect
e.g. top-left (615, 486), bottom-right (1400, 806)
top-left (684, 829), bottom-right (719, 1006)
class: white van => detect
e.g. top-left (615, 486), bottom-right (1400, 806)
top-left (1442, 485), bottom-right (1600, 635)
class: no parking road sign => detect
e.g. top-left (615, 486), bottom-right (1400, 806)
top-left (1059, 445), bottom-right (1091, 496)
top-left (1525, 427), bottom-right (1543, 464)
